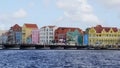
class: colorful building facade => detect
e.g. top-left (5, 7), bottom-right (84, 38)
top-left (22, 24), bottom-right (38, 44)
top-left (88, 25), bottom-right (120, 45)
top-left (39, 26), bottom-right (57, 44)
top-left (66, 29), bottom-right (83, 45)
top-left (7, 24), bottom-right (22, 44)
top-left (54, 27), bottom-right (83, 44)
top-left (83, 34), bottom-right (89, 45)
top-left (26, 35), bottom-right (32, 44)
top-left (32, 29), bottom-right (39, 44)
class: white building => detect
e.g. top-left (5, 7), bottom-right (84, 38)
top-left (39, 26), bottom-right (58, 44)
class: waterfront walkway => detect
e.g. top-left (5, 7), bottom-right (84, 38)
top-left (0, 44), bottom-right (120, 50)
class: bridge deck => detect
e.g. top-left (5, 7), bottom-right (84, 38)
top-left (1, 44), bottom-right (120, 50)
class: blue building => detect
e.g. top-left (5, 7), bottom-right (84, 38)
top-left (84, 34), bottom-right (88, 45)
top-left (15, 32), bottom-right (22, 44)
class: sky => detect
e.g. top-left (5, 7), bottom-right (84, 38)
top-left (0, 0), bottom-right (120, 31)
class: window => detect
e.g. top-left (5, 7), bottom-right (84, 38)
top-left (62, 28), bottom-right (64, 30)
top-left (99, 35), bottom-right (101, 37)
top-left (89, 34), bottom-right (91, 37)
top-left (49, 29), bottom-right (53, 31)
top-left (111, 31), bottom-right (112, 33)
top-left (49, 36), bottom-right (53, 39)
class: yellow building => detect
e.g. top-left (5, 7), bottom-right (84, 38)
top-left (22, 24), bottom-right (38, 43)
top-left (88, 25), bottom-right (120, 45)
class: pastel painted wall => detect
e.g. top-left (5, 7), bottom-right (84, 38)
top-left (22, 24), bottom-right (38, 44)
top-left (32, 29), bottom-right (39, 44)
top-left (1, 35), bottom-right (8, 44)
top-left (66, 30), bottom-right (83, 45)
top-left (26, 37), bottom-right (32, 44)
top-left (22, 26), bottom-right (32, 43)
top-left (84, 34), bottom-right (88, 45)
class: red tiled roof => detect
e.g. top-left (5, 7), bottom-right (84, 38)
top-left (55, 27), bottom-right (83, 34)
top-left (41, 26), bottom-right (56, 28)
top-left (11, 24), bottom-right (22, 31)
top-left (94, 27), bottom-right (102, 33)
top-left (103, 27), bottom-right (111, 32)
top-left (93, 25), bottom-right (118, 33)
top-left (25, 24), bottom-right (38, 29)
top-left (48, 26), bottom-right (56, 28)
top-left (112, 28), bottom-right (118, 32)
top-left (41, 26), bottom-right (46, 28)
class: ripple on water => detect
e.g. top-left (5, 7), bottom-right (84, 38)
top-left (0, 50), bottom-right (120, 68)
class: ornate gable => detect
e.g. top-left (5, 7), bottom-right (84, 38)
top-left (89, 28), bottom-right (96, 34)
top-left (101, 29), bottom-right (106, 33)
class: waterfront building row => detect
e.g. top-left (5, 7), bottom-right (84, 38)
top-left (1, 24), bottom-right (120, 46)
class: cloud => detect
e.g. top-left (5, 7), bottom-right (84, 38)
top-left (0, 8), bottom-right (27, 21)
top-left (56, 0), bottom-right (100, 24)
top-left (13, 8), bottom-right (27, 18)
top-left (98, 0), bottom-right (120, 8)
top-left (82, 14), bottom-right (100, 23)
top-left (0, 8), bottom-right (27, 30)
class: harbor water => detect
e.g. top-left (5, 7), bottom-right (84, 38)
top-left (0, 50), bottom-right (120, 68)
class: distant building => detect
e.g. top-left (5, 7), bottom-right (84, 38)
top-left (0, 32), bottom-right (8, 44)
top-left (7, 24), bottom-right (22, 44)
top-left (39, 26), bottom-right (57, 44)
top-left (88, 25), bottom-right (120, 45)
top-left (22, 24), bottom-right (38, 44)
top-left (55, 27), bottom-right (83, 45)
top-left (0, 30), bottom-right (8, 44)
top-left (0, 30), bottom-right (8, 36)
top-left (32, 29), bottom-right (39, 44)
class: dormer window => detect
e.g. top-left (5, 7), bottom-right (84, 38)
top-left (99, 35), bottom-right (101, 37)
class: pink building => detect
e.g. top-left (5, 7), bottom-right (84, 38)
top-left (32, 29), bottom-right (39, 44)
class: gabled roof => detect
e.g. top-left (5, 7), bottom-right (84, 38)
top-left (24, 24), bottom-right (38, 29)
top-left (11, 24), bottom-right (22, 31)
top-left (112, 28), bottom-right (118, 32)
top-left (41, 26), bottom-right (56, 28)
top-left (48, 26), bottom-right (56, 28)
top-left (93, 25), bottom-right (118, 33)
top-left (41, 26), bottom-right (46, 28)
